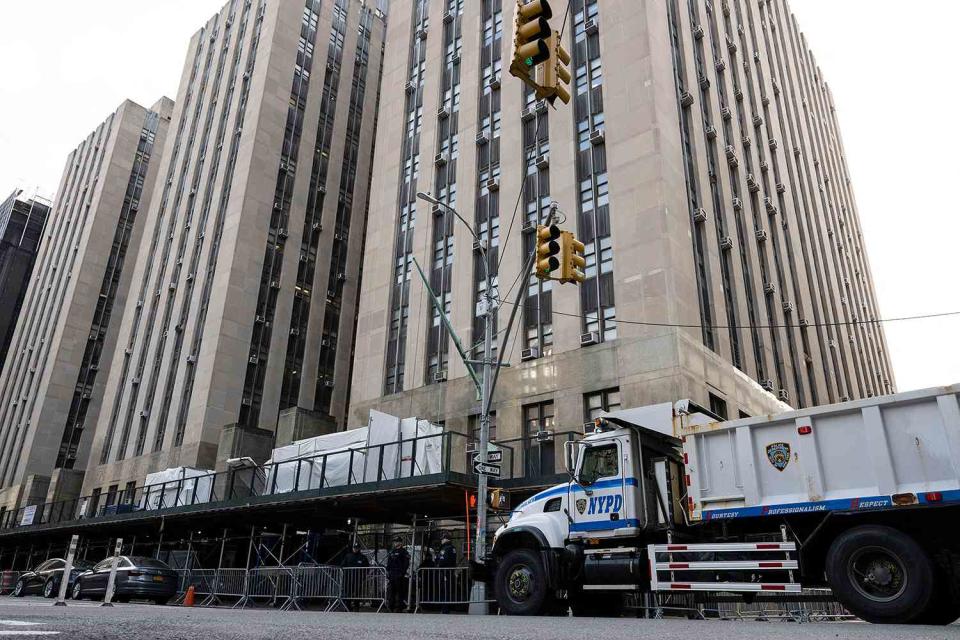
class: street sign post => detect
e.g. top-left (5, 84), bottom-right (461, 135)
top-left (474, 462), bottom-right (502, 478)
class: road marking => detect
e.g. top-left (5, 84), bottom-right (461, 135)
top-left (0, 622), bottom-right (42, 627)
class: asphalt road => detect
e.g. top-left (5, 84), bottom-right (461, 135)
top-left (0, 597), bottom-right (956, 639)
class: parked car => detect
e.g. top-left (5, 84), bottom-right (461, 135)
top-left (72, 556), bottom-right (177, 604)
top-left (12, 558), bottom-right (95, 598)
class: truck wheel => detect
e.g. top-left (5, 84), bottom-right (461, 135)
top-left (825, 525), bottom-right (934, 624)
top-left (494, 548), bottom-right (553, 616)
top-left (912, 562), bottom-right (960, 625)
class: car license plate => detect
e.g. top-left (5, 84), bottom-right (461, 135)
top-left (153, 576), bottom-right (165, 582)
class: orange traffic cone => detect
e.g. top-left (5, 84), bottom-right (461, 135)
top-left (183, 585), bottom-right (195, 607)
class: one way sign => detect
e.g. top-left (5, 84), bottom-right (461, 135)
top-left (474, 462), bottom-right (501, 478)
top-left (472, 450), bottom-right (503, 464)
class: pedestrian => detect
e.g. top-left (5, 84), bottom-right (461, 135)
top-left (386, 536), bottom-right (410, 612)
top-left (437, 533), bottom-right (457, 614)
top-left (341, 541), bottom-right (369, 611)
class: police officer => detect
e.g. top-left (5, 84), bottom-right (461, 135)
top-left (341, 542), bottom-right (369, 611)
top-left (436, 534), bottom-right (457, 614)
top-left (386, 536), bottom-right (410, 612)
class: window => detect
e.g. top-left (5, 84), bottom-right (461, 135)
top-left (469, 412), bottom-right (497, 443)
top-left (523, 400), bottom-right (556, 477)
top-left (709, 393), bottom-right (728, 420)
top-left (580, 444), bottom-right (619, 484)
top-left (544, 497), bottom-right (562, 513)
top-left (584, 388), bottom-right (621, 422)
top-left (94, 559), bottom-right (114, 572)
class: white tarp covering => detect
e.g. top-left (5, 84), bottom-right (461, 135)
top-left (266, 411), bottom-right (445, 494)
top-left (141, 467), bottom-right (214, 510)
top-left (267, 428), bottom-right (368, 494)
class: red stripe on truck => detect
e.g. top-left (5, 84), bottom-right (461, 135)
top-left (758, 562), bottom-right (784, 568)
top-left (761, 584), bottom-right (787, 591)
top-left (668, 563), bottom-right (690, 569)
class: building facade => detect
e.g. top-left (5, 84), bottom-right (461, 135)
top-left (0, 99), bottom-right (173, 513)
top-left (349, 0), bottom-right (893, 475)
top-left (0, 190), bottom-right (51, 372)
top-left (82, 0), bottom-right (385, 499)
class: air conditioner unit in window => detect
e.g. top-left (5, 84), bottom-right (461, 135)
top-left (763, 197), bottom-right (775, 210)
top-left (760, 161), bottom-right (769, 173)
top-left (753, 114), bottom-right (764, 127)
top-left (437, 106), bottom-right (450, 120)
top-left (535, 100), bottom-right (548, 114)
top-left (705, 125), bottom-right (717, 139)
top-left (521, 347), bottom-right (540, 362)
top-left (443, 9), bottom-right (454, 23)
top-left (270, 280), bottom-right (281, 289)
top-left (747, 174), bottom-right (760, 192)
top-left (778, 389), bottom-right (790, 402)
top-left (131, 377), bottom-right (141, 386)
top-left (725, 145), bottom-right (737, 159)
top-left (721, 107), bottom-right (733, 121)
top-left (476, 132), bottom-right (489, 146)
top-left (465, 441), bottom-right (478, 453)
top-left (140, 410), bottom-right (150, 419)
top-left (680, 91), bottom-right (695, 108)
top-left (417, 28), bottom-right (428, 40)
top-left (726, 36), bottom-right (737, 52)
top-left (324, 380), bottom-right (335, 388)
top-left (755, 228), bottom-right (768, 241)
top-left (522, 220), bottom-right (537, 234)
top-left (589, 129), bottom-right (605, 145)
top-left (732, 197), bottom-right (743, 210)
top-left (521, 106), bottom-right (535, 121)
top-left (782, 301), bottom-right (795, 313)
top-left (799, 319), bottom-right (811, 328)
top-left (312, 222), bottom-right (322, 232)
top-left (535, 154), bottom-right (550, 170)
top-left (768, 138), bottom-right (779, 151)
top-left (693, 25), bottom-right (705, 40)
top-left (434, 371), bottom-right (448, 383)
top-left (336, 272), bottom-right (346, 282)
top-left (249, 355), bottom-right (259, 364)
top-left (585, 18), bottom-right (599, 35)
top-left (432, 203), bottom-right (443, 216)
top-left (762, 95), bottom-right (770, 107)
top-left (715, 59), bottom-right (726, 72)
top-left (277, 228), bottom-right (288, 240)
top-left (698, 74), bottom-right (710, 90)
top-left (472, 239), bottom-right (483, 253)
top-left (186, 355), bottom-right (197, 364)
top-left (290, 327), bottom-right (301, 337)
top-left (81, 392), bottom-right (92, 400)
top-left (693, 208), bottom-right (708, 224)
top-left (434, 152), bottom-right (448, 166)
top-left (241, 397), bottom-right (252, 406)
top-left (580, 331), bottom-right (600, 347)
top-left (764, 282), bottom-right (776, 294)
top-left (720, 236), bottom-right (734, 251)
top-left (742, 136), bottom-right (752, 147)
top-left (488, 75), bottom-right (501, 90)
top-left (761, 380), bottom-right (775, 392)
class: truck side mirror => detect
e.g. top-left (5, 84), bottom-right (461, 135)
top-left (563, 441), bottom-right (577, 475)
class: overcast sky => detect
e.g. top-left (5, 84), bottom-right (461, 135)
top-left (0, 0), bottom-right (957, 393)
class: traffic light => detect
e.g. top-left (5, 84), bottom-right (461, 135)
top-left (540, 30), bottom-right (572, 105)
top-left (560, 232), bottom-right (587, 284)
top-left (510, 0), bottom-right (554, 90)
top-left (535, 224), bottom-right (562, 280)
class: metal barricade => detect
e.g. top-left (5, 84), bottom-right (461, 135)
top-left (339, 566), bottom-right (387, 612)
top-left (415, 567), bottom-right (487, 612)
top-left (207, 569), bottom-right (247, 607)
top-left (294, 565), bottom-right (343, 612)
top-left (185, 569), bottom-right (219, 604)
top-left (237, 567), bottom-right (299, 610)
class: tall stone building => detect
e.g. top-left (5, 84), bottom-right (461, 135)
top-left (0, 190), bottom-right (51, 371)
top-left (82, 0), bottom-right (385, 499)
top-left (349, 0), bottom-right (893, 469)
top-left (0, 98), bottom-right (173, 513)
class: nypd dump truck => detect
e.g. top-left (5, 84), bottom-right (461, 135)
top-left (487, 385), bottom-right (960, 624)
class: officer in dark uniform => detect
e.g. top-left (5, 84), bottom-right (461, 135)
top-left (341, 542), bottom-right (369, 611)
top-left (436, 534), bottom-right (457, 614)
top-left (386, 536), bottom-right (411, 612)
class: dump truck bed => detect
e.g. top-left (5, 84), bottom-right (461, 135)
top-left (679, 386), bottom-right (960, 521)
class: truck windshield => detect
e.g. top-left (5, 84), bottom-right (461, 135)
top-left (579, 444), bottom-right (618, 485)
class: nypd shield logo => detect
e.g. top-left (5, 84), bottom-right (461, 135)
top-left (766, 442), bottom-right (791, 471)
top-left (576, 498), bottom-right (587, 515)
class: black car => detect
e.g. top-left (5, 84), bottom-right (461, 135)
top-left (12, 558), bottom-right (95, 598)
top-left (72, 556), bottom-right (178, 604)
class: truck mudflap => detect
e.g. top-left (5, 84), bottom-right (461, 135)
top-left (648, 542), bottom-right (802, 593)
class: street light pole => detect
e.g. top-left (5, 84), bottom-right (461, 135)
top-left (416, 192), bottom-right (494, 614)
